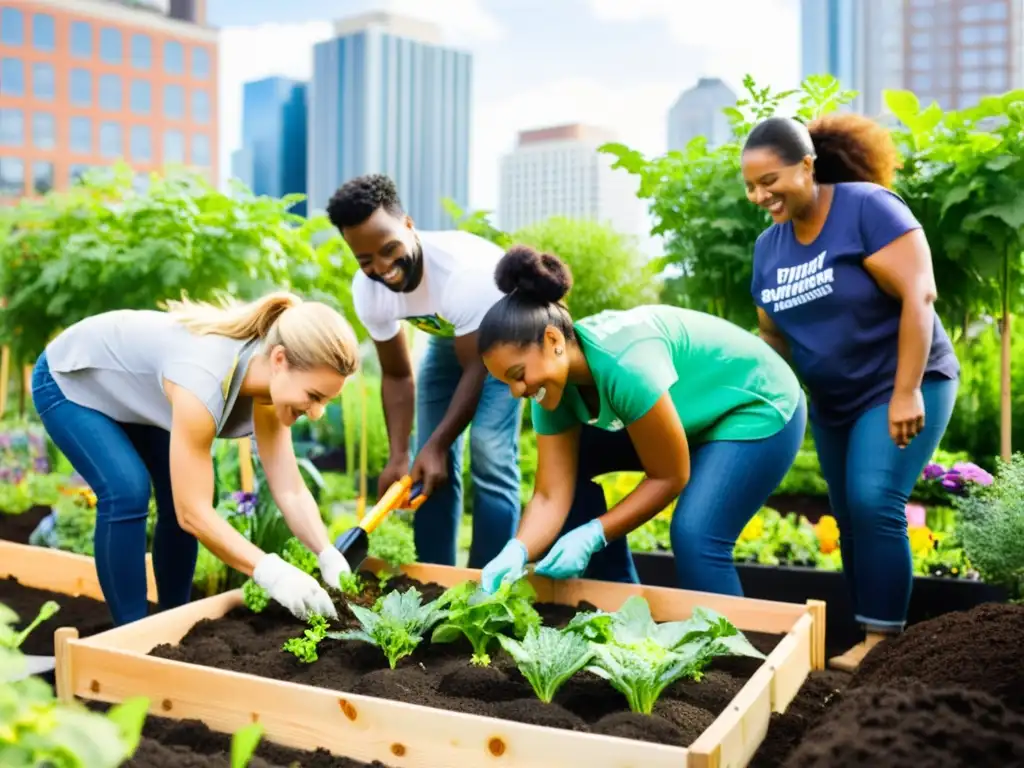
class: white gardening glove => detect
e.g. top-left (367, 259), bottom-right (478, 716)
top-left (253, 553), bottom-right (338, 621)
top-left (317, 547), bottom-right (351, 591)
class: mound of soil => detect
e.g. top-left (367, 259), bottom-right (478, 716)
top-left (150, 573), bottom-right (783, 749)
top-left (0, 576), bottom-right (113, 655)
top-left (749, 670), bottom-right (848, 767)
top-left (115, 712), bottom-right (392, 767)
top-left (0, 505), bottom-right (52, 544)
top-left (783, 682), bottom-right (1024, 768)
top-left (852, 602), bottom-right (1024, 715)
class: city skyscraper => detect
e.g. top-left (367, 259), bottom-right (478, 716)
top-left (667, 77), bottom-right (737, 151)
top-left (801, 0), bottom-right (1021, 116)
top-left (0, 0), bottom-right (218, 200)
top-left (308, 12), bottom-right (471, 230)
top-left (238, 76), bottom-right (307, 215)
top-left (498, 123), bottom-right (643, 237)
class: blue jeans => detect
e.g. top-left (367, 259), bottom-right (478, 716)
top-left (414, 337), bottom-right (522, 568)
top-left (32, 352), bottom-right (197, 626)
top-left (811, 377), bottom-right (958, 633)
top-left (564, 394), bottom-right (808, 593)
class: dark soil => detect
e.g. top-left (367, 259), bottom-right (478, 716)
top-left (852, 602), bottom-right (1024, 716)
top-left (766, 493), bottom-right (831, 523)
top-left (90, 708), bottom-right (392, 767)
top-left (784, 682), bottom-right (1024, 768)
top-left (150, 572), bottom-right (783, 749)
top-left (0, 505), bottom-right (51, 544)
top-left (0, 576), bottom-right (112, 655)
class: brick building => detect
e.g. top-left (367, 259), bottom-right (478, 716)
top-left (0, 0), bottom-right (218, 200)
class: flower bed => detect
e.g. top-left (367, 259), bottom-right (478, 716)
top-left (0, 540), bottom-right (157, 657)
top-left (749, 602), bottom-right (1024, 766)
top-left (59, 559), bottom-right (825, 768)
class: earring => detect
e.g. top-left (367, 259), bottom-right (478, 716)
top-left (555, 347), bottom-right (563, 356)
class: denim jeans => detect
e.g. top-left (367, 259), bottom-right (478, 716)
top-left (811, 377), bottom-right (958, 633)
top-left (563, 393), bottom-right (808, 593)
top-left (32, 351), bottom-right (197, 626)
top-left (413, 336), bottom-right (522, 568)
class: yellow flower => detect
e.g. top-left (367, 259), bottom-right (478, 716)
top-left (740, 516), bottom-right (764, 542)
top-left (814, 515), bottom-right (840, 554)
top-left (907, 525), bottom-right (934, 556)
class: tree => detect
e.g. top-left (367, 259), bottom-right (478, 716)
top-left (0, 163), bottom-right (363, 365)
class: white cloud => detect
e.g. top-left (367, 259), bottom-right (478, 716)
top-left (470, 76), bottom-right (677, 238)
top-left (587, 0), bottom-right (801, 93)
top-left (372, 0), bottom-right (505, 43)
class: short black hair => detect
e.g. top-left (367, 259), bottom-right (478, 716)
top-left (743, 116), bottom-right (815, 165)
top-left (478, 245), bottom-right (576, 355)
top-left (326, 173), bottom-right (405, 231)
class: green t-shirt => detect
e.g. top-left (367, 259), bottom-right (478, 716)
top-left (532, 306), bottom-right (801, 443)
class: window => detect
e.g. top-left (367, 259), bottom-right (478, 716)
top-left (99, 27), bottom-right (122, 64)
top-left (164, 41), bottom-right (184, 74)
top-left (99, 122), bottom-right (122, 158)
top-left (130, 80), bottom-right (151, 114)
top-left (959, 4), bottom-right (984, 22)
top-left (130, 34), bottom-right (151, 69)
top-left (70, 117), bottom-right (92, 153)
top-left (31, 161), bottom-right (53, 195)
top-left (32, 62), bottom-right (54, 100)
top-left (191, 134), bottom-right (210, 166)
top-left (1, 58), bottom-right (24, 95)
top-left (985, 25), bottom-right (1007, 44)
top-left (31, 112), bottom-right (54, 149)
top-left (70, 69), bottom-right (91, 106)
top-left (69, 164), bottom-right (90, 184)
top-left (164, 84), bottom-right (184, 118)
top-left (70, 21), bottom-right (91, 58)
top-left (191, 90), bottom-right (210, 123)
top-left (911, 73), bottom-right (932, 92)
top-left (960, 49), bottom-right (982, 67)
top-left (31, 13), bottom-right (54, 51)
top-left (192, 47), bottom-right (210, 79)
top-left (985, 70), bottom-right (1007, 91)
top-left (986, 47), bottom-right (1007, 66)
top-left (960, 26), bottom-right (983, 45)
top-left (0, 108), bottom-right (23, 145)
top-left (1, 8), bottom-right (23, 46)
top-left (910, 32), bottom-right (930, 49)
top-left (910, 53), bottom-right (931, 70)
top-left (987, 2), bottom-right (1008, 20)
top-left (99, 74), bottom-right (122, 110)
top-left (163, 130), bottom-right (185, 163)
top-left (961, 70), bottom-right (983, 89)
top-left (130, 125), bottom-right (152, 161)
top-left (0, 158), bottom-right (24, 198)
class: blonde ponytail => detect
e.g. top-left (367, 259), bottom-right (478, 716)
top-left (164, 291), bottom-right (360, 376)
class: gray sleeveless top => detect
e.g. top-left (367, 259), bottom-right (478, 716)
top-left (45, 309), bottom-right (260, 438)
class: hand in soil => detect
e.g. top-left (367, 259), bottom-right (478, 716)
top-left (253, 553), bottom-right (337, 621)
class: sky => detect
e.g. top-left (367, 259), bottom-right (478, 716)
top-left (208, 0), bottom-right (802, 216)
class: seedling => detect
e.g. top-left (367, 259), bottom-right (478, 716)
top-left (330, 587), bottom-right (447, 669)
top-left (231, 722), bottom-right (264, 768)
top-left (337, 571), bottom-right (364, 596)
top-left (241, 579), bottom-right (269, 613)
top-left (282, 614), bottom-right (329, 664)
top-left (281, 537), bottom-right (318, 575)
top-left (430, 578), bottom-right (541, 666)
top-left (0, 600), bottom-right (59, 650)
top-left (497, 626), bottom-right (594, 703)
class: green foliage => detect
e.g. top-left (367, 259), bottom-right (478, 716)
top-left (0, 601), bottom-right (59, 650)
top-left (337, 572), bottom-right (364, 596)
top-left (241, 579), bottom-right (270, 613)
top-left (281, 537), bottom-right (318, 576)
top-left (0, 165), bottom-right (357, 364)
top-left (431, 578), bottom-right (542, 666)
top-left (331, 587), bottom-right (447, 669)
top-left (281, 614), bottom-right (329, 664)
top-left (496, 626), bottom-right (594, 703)
top-left (230, 722), bottom-right (264, 768)
top-left (957, 454), bottom-right (1024, 599)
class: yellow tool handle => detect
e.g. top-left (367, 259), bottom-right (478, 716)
top-left (361, 476), bottom-right (413, 535)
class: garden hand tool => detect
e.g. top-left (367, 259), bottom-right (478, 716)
top-left (334, 476), bottom-right (425, 568)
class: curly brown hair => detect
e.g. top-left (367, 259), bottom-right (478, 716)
top-left (807, 113), bottom-right (902, 189)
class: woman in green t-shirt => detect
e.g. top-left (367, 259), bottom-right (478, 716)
top-left (477, 246), bottom-right (806, 595)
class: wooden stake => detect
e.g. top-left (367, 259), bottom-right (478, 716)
top-left (357, 374), bottom-right (367, 520)
top-left (237, 439), bottom-right (254, 493)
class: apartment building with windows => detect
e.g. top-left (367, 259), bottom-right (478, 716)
top-left (0, 0), bottom-right (218, 200)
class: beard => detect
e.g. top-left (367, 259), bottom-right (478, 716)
top-left (369, 240), bottom-right (424, 293)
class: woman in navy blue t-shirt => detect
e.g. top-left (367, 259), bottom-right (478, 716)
top-left (741, 114), bottom-right (960, 672)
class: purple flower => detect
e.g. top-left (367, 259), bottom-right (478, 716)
top-left (922, 463), bottom-right (946, 480)
top-left (231, 491), bottom-right (258, 517)
top-left (951, 462), bottom-right (993, 487)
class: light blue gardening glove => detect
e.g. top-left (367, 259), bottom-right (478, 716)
top-left (481, 539), bottom-right (528, 594)
top-left (534, 519), bottom-right (607, 580)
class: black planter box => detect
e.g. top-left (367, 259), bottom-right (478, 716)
top-left (633, 551), bottom-right (1009, 655)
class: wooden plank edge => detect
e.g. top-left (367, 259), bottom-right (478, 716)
top-left (66, 641), bottom-right (687, 768)
top-left (805, 599), bottom-right (826, 671)
top-left (766, 613), bottom-right (813, 714)
top-left (54, 626), bottom-right (78, 703)
top-left (687, 662), bottom-right (774, 768)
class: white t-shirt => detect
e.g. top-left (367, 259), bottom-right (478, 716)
top-left (352, 230), bottom-right (506, 342)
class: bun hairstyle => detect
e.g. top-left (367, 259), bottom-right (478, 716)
top-left (478, 245), bottom-right (576, 355)
top-left (743, 113), bottom-right (900, 189)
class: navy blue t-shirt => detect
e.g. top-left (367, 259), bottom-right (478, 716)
top-left (751, 182), bottom-right (959, 427)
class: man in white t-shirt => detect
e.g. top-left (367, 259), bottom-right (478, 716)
top-left (326, 174), bottom-right (522, 567)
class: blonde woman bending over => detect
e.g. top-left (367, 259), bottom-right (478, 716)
top-left (31, 292), bottom-right (359, 626)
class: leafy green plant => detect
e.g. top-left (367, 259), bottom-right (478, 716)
top-left (282, 614), bottom-right (329, 664)
top-left (431, 579), bottom-right (541, 666)
top-left (0, 600), bottom-right (59, 649)
top-left (331, 587), bottom-right (447, 669)
top-left (241, 579), bottom-right (269, 613)
top-left (497, 626), bottom-right (594, 703)
top-left (0, 482), bottom-right (33, 515)
top-left (0, 601), bottom-right (150, 767)
top-left (367, 513), bottom-right (418, 567)
top-left (230, 722), bottom-right (264, 768)
top-left (566, 597), bottom-right (765, 715)
top-left (337, 572), bottom-right (364, 596)
top-left (281, 537), bottom-right (318, 575)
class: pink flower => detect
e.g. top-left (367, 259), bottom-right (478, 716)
top-left (905, 503), bottom-right (927, 527)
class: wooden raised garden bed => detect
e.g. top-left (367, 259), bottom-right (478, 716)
top-left (57, 558), bottom-right (825, 768)
top-left (0, 539), bottom-right (159, 657)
